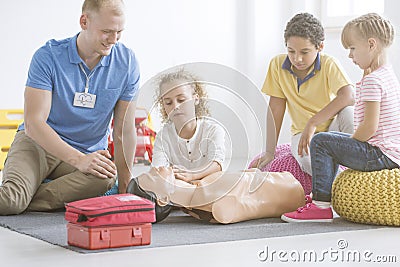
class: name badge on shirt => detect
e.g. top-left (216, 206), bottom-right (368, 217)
top-left (73, 92), bottom-right (96, 108)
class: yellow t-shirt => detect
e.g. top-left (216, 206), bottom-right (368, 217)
top-left (262, 53), bottom-right (352, 135)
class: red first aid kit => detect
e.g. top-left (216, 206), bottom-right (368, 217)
top-left (65, 193), bottom-right (156, 226)
top-left (67, 222), bottom-right (152, 250)
top-left (65, 194), bottom-right (155, 250)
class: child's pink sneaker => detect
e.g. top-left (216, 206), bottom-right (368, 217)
top-left (281, 202), bottom-right (333, 223)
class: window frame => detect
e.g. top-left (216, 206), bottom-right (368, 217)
top-left (320, 0), bottom-right (385, 29)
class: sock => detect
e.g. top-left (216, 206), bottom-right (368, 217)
top-left (313, 200), bottom-right (331, 209)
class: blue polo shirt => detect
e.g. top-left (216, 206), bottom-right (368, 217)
top-left (20, 34), bottom-right (140, 153)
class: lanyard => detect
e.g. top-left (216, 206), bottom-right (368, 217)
top-left (78, 63), bottom-right (96, 94)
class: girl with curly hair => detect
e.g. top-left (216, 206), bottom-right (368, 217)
top-left (152, 69), bottom-right (226, 182)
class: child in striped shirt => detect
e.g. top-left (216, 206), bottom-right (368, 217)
top-left (281, 13), bottom-right (400, 223)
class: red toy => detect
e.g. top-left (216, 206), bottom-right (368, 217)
top-left (108, 107), bottom-right (156, 165)
top-left (67, 223), bottom-right (152, 250)
top-left (65, 194), bottom-right (155, 250)
top-left (65, 194), bottom-right (156, 226)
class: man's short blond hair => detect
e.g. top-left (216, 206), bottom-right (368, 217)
top-left (82, 0), bottom-right (125, 15)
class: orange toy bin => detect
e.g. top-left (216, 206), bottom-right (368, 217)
top-left (67, 223), bottom-right (152, 250)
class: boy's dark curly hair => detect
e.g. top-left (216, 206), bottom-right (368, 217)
top-left (284, 13), bottom-right (325, 48)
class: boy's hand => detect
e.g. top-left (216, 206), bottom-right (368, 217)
top-left (298, 124), bottom-right (317, 156)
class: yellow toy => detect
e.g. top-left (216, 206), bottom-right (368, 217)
top-left (0, 109), bottom-right (24, 170)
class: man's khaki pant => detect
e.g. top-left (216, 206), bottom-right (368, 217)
top-left (0, 131), bottom-right (115, 215)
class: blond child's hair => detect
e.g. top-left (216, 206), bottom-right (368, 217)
top-left (341, 13), bottom-right (395, 49)
top-left (156, 69), bottom-right (210, 123)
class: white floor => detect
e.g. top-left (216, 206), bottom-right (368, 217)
top-left (1, 170), bottom-right (400, 267)
top-left (1, 225), bottom-right (400, 267)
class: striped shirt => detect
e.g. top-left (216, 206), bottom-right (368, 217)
top-left (354, 65), bottom-right (400, 165)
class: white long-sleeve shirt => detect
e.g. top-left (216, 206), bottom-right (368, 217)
top-left (152, 118), bottom-right (226, 170)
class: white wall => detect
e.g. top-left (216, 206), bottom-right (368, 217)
top-left (0, 0), bottom-right (285, 160)
top-left (0, 0), bottom-right (240, 108)
top-left (2, 0), bottom-right (400, 158)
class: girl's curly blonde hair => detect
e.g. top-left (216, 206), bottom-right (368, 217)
top-left (155, 69), bottom-right (210, 123)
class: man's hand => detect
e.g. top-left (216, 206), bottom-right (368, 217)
top-left (75, 150), bottom-right (117, 179)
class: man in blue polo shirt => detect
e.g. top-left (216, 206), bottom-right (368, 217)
top-left (0, 0), bottom-right (140, 215)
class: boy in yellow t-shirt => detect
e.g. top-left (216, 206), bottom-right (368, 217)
top-left (250, 13), bottom-right (354, 175)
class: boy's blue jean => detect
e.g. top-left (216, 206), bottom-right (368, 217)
top-left (310, 131), bottom-right (399, 202)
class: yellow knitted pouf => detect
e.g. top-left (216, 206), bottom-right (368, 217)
top-left (332, 168), bottom-right (400, 226)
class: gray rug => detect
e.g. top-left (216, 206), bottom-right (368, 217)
top-left (0, 210), bottom-right (383, 253)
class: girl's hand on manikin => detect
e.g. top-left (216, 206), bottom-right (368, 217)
top-left (172, 165), bottom-right (199, 182)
